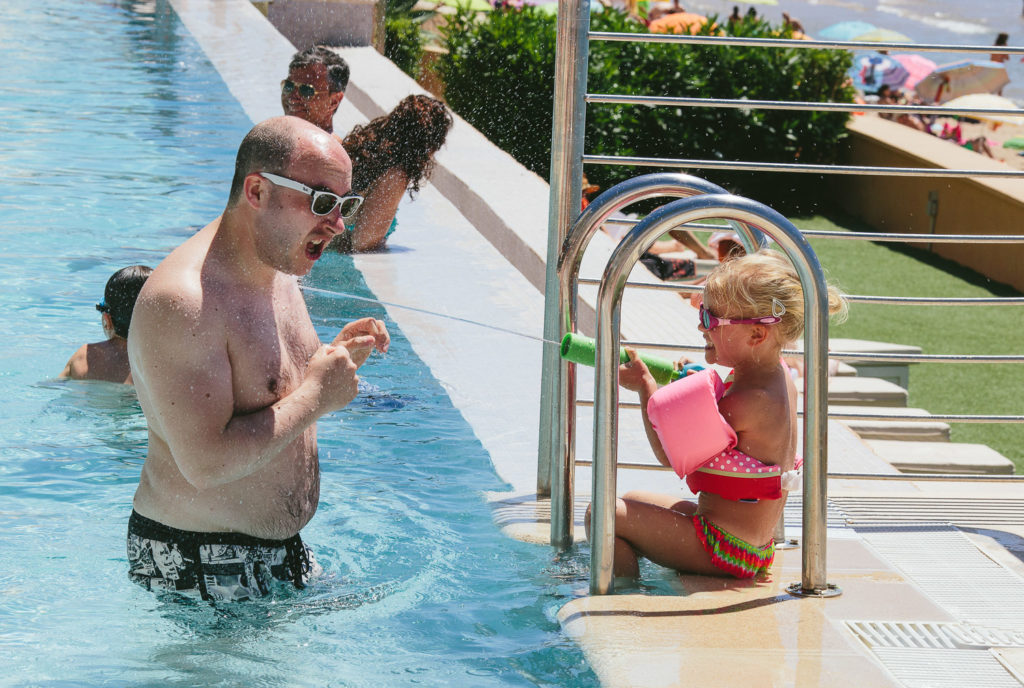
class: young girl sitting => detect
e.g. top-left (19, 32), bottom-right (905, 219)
top-left (329, 94), bottom-right (453, 252)
top-left (587, 249), bottom-right (847, 579)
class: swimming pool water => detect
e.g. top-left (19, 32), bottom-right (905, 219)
top-left (0, 1), bottom-right (598, 684)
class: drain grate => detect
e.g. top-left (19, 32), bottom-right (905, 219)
top-left (871, 648), bottom-right (1023, 688)
top-left (829, 496), bottom-right (1024, 528)
top-left (847, 621), bottom-right (1024, 650)
top-left (855, 524), bottom-right (1024, 630)
top-left (847, 622), bottom-right (1024, 688)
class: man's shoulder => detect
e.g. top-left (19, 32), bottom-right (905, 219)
top-left (136, 262), bottom-right (204, 317)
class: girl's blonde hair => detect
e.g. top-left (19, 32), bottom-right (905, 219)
top-left (702, 249), bottom-right (847, 344)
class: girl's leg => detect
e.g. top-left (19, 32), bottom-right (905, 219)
top-left (621, 490), bottom-right (696, 514)
top-left (584, 503), bottom-right (648, 578)
top-left (614, 496), bottom-right (721, 577)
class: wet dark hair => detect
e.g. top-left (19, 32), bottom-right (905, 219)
top-left (228, 119), bottom-right (297, 202)
top-left (343, 95), bottom-right (453, 196)
top-left (97, 265), bottom-right (152, 339)
top-left (995, 33), bottom-right (1009, 47)
top-left (289, 45), bottom-right (350, 93)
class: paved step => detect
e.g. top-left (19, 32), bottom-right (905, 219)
top-left (799, 376), bottom-right (909, 407)
top-left (830, 405), bottom-right (951, 442)
top-left (829, 338), bottom-right (922, 390)
top-left (865, 439), bottom-right (1016, 475)
top-left (834, 361), bottom-right (859, 377)
top-left (792, 338), bottom-right (921, 389)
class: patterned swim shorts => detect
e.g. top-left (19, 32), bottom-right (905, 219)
top-left (127, 510), bottom-right (319, 601)
top-left (691, 514), bottom-right (774, 579)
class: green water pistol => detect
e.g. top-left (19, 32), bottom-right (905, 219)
top-left (559, 333), bottom-right (704, 386)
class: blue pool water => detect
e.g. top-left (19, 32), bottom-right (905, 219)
top-left (0, 1), bottom-right (598, 684)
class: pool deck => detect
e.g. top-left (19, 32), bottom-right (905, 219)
top-left (172, 2), bottom-right (1024, 685)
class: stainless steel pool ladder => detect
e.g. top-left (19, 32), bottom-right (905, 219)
top-left (558, 177), bottom-right (833, 596)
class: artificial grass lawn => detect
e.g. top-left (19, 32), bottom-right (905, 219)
top-left (793, 213), bottom-right (1024, 472)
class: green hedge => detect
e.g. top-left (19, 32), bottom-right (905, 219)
top-left (440, 7), bottom-right (855, 212)
top-left (384, 0), bottom-right (433, 79)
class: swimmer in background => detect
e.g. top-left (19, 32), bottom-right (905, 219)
top-left (586, 250), bottom-right (847, 579)
top-left (59, 265), bottom-right (152, 384)
top-left (281, 46), bottom-right (350, 136)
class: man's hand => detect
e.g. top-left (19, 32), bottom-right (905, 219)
top-left (332, 318), bottom-right (389, 367)
top-left (305, 342), bottom-right (366, 413)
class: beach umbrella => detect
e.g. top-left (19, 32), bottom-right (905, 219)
top-left (853, 28), bottom-right (912, 43)
top-left (942, 93), bottom-right (1024, 126)
top-left (649, 11), bottom-right (712, 35)
top-left (818, 21), bottom-right (876, 42)
top-left (850, 52), bottom-right (911, 92)
top-left (893, 54), bottom-right (938, 90)
top-left (915, 60), bottom-right (1011, 104)
top-left (436, 0), bottom-right (492, 11)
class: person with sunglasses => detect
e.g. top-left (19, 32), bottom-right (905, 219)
top-left (281, 45), bottom-right (350, 135)
top-left (59, 265), bottom-right (152, 384)
top-left (586, 249), bottom-right (847, 580)
top-left (124, 117), bottom-right (390, 601)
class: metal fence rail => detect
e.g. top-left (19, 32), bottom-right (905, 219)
top-left (584, 154), bottom-right (1024, 178)
top-left (588, 32), bottom-right (1024, 56)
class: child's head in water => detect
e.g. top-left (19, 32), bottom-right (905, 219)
top-left (61, 264), bottom-right (153, 383)
top-left (699, 250), bottom-right (847, 365)
top-left (96, 265), bottom-right (153, 340)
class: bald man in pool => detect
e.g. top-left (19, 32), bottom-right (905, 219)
top-left (126, 117), bottom-right (389, 602)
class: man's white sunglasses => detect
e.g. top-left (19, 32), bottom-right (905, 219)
top-left (259, 172), bottom-right (363, 219)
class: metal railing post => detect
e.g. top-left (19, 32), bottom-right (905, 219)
top-left (537, 0), bottom-right (590, 500)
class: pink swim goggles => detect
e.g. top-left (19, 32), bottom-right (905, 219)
top-left (698, 300), bottom-right (783, 330)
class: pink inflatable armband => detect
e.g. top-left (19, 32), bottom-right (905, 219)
top-left (646, 368), bottom-right (736, 479)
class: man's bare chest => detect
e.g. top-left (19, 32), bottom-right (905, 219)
top-left (223, 296), bottom-right (320, 413)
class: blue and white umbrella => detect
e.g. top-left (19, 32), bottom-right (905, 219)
top-left (850, 52), bottom-right (911, 93)
top-left (818, 20), bottom-right (877, 42)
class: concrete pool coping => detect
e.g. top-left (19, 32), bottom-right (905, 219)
top-left (168, 3), bottom-right (1024, 686)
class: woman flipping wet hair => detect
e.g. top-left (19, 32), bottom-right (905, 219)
top-left (330, 94), bottom-right (453, 252)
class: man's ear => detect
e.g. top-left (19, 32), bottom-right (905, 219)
top-left (329, 91), bottom-right (345, 115)
top-left (243, 173), bottom-right (266, 209)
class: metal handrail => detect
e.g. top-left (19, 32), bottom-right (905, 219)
top-left (588, 32), bottom-right (1024, 56)
top-left (617, 341), bottom-right (1024, 364)
top-left (573, 460), bottom-right (1024, 482)
top-left (549, 173), bottom-right (762, 552)
top-left (602, 219), bottom-right (1024, 244)
top-left (584, 154), bottom-right (1024, 179)
top-left (798, 230), bottom-right (1024, 244)
top-left (579, 277), bottom-right (1024, 306)
top-left (589, 194), bottom-right (832, 596)
top-left (575, 398), bottom-right (1024, 424)
top-left (586, 94), bottom-right (1024, 120)
top-left (537, 0), bottom-right (592, 499)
